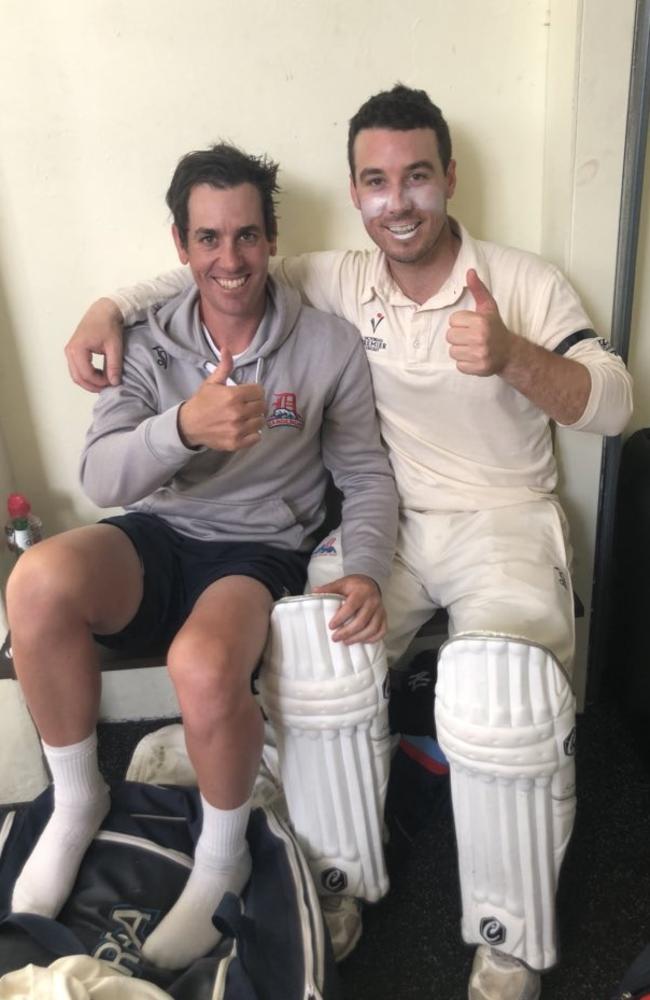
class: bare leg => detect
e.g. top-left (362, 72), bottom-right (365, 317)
top-left (7, 524), bottom-right (144, 743)
top-left (7, 525), bottom-right (144, 915)
top-left (168, 574), bottom-right (271, 806)
top-left (142, 575), bottom-right (272, 969)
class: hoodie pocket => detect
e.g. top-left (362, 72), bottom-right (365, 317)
top-left (147, 490), bottom-right (298, 536)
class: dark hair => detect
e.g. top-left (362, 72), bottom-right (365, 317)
top-left (166, 142), bottom-right (280, 245)
top-left (347, 84), bottom-right (452, 177)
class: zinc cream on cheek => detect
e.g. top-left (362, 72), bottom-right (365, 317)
top-left (359, 183), bottom-right (445, 223)
top-left (410, 186), bottom-right (445, 214)
top-left (359, 193), bottom-right (390, 222)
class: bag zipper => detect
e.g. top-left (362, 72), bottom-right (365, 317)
top-left (97, 814), bottom-right (325, 998)
top-left (0, 812), bottom-right (15, 861)
top-left (265, 810), bottom-right (324, 1000)
top-left (210, 937), bottom-right (238, 1000)
top-left (94, 830), bottom-right (193, 868)
top-left (286, 817), bottom-right (328, 994)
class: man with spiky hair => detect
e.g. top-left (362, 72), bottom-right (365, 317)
top-left (8, 141), bottom-right (397, 972)
top-left (65, 86), bottom-right (632, 998)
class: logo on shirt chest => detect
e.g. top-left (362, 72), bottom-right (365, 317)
top-left (363, 313), bottom-right (387, 352)
top-left (267, 391), bottom-right (304, 430)
top-left (363, 335), bottom-right (388, 353)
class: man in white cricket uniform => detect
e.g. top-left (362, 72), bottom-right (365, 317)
top-left (65, 86), bottom-right (632, 999)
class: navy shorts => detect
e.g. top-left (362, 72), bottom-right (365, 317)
top-left (94, 512), bottom-right (309, 654)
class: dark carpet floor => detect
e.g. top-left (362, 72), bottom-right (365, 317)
top-left (97, 697), bottom-right (650, 1000)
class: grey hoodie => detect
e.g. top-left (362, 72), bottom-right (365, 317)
top-left (81, 278), bottom-right (398, 588)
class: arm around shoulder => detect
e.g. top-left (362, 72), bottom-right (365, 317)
top-left (65, 297), bottom-right (125, 393)
top-left (65, 267), bottom-right (192, 393)
top-left (271, 251), bottom-right (363, 324)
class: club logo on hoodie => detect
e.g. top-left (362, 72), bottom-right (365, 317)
top-left (267, 391), bottom-right (304, 430)
top-left (152, 346), bottom-right (169, 369)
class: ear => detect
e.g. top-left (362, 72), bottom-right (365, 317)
top-left (349, 174), bottom-right (361, 211)
top-left (445, 159), bottom-right (457, 200)
top-left (269, 240), bottom-right (277, 257)
top-left (172, 224), bottom-right (189, 265)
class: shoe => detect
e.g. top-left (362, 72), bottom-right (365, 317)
top-left (468, 945), bottom-right (541, 1000)
top-left (320, 895), bottom-right (363, 962)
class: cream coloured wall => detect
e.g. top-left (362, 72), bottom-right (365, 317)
top-left (0, 0), bottom-right (550, 533)
top-left (0, 0), bottom-right (638, 705)
top-left (544, 0), bottom-right (636, 704)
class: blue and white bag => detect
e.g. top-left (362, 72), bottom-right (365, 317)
top-left (0, 782), bottom-right (340, 999)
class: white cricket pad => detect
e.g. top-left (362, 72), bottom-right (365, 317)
top-left (258, 594), bottom-right (390, 903)
top-left (435, 633), bottom-right (576, 971)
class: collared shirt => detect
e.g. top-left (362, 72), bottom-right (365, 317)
top-left (272, 221), bottom-right (632, 512)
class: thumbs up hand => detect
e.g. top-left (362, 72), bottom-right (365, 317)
top-left (447, 269), bottom-right (515, 376)
top-left (207, 346), bottom-right (236, 387)
top-left (178, 346), bottom-right (266, 451)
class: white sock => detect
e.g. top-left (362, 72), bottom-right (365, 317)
top-left (142, 795), bottom-right (252, 970)
top-left (11, 732), bottom-right (110, 917)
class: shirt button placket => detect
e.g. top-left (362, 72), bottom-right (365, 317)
top-left (411, 311), bottom-right (426, 358)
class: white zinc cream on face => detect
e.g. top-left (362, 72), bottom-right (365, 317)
top-left (359, 184), bottom-right (446, 239)
top-left (359, 184), bottom-right (445, 219)
top-left (359, 192), bottom-right (390, 221)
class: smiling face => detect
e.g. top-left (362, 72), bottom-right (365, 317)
top-left (350, 127), bottom-right (456, 268)
top-left (172, 182), bottom-right (275, 327)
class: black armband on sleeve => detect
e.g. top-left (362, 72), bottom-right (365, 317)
top-left (553, 329), bottom-right (596, 355)
top-left (554, 328), bottom-right (621, 358)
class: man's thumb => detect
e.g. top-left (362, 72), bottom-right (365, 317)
top-left (207, 346), bottom-right (234, 384)
top-left (467, 268), bottom-right (497, 314)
